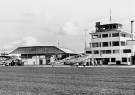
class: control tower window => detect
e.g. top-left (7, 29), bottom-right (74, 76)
top-left (122, 57), bottom-right (127, 62)
top-left (121, 41), bottom-right (126, 46)
top-left (123, 49), bottom-right (131, 53)
top-left (92, 34), bottom-right (99, 39)
top-left (102, 34), bottom-right (108, 38)
top-left (102, 42), bottom-right (108, 47)
top-left (113, 49), bottom-right (119, 53)
top-left (86, 51), bottom-right (92, 54)
top-left (112, 41), bottom-right (119, 46)
top-left (120, 33), bottom-right (126, 37)
top-left (113, 25), bottom-right (116, 29)
top-left (105, 26), bottom-right (109, 29)
top-left (92, 43), bottom-right (100, 47)
top-left (106, 50), bottom-right (111, 54)
top-left (111, 58), bottom-right (116, 62)
top-left (94, 50), bottom-right (99, 54)
top-left (112, 33), bottom-right (119, 37)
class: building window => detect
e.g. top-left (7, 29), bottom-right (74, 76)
top-left (112, 41), bottom-right (119, 46)
top-left (102, 34), bottom-right (108, 38)
top-left (121, 41), bottom-right (126, 46)
top-left (123, 49), bottom-right (131, 53)
top-left (120, 33), bottom-right (131, 38)
top-left (106, 50), bottom-right (111, 54)
top-left (111, 58), bottom-right (116, 62)
top-left (120, 33), bottom-right (126, 37)
top-left (112, 33), bottom-right (119, 37)
top-left (105, 25), bottom-right (109, 29)
top-left (101, 50), bottom-right (111, 54)
top-left (102, 42), bottom-right (109, 47)
top-left (86, 51), bottom-right (92, 54)
top-left (113, 49), bottom-right (119, 53)
top-left (122, 57), bottom-right (127, 62)
top-left (113, 25), bottom-right (116, 29)
top-left (102, 50), bottom-right (106, 54)
top-left (92, 34), bottom-right (101, 39)
top-left (94, 50), bottom-right (99, 54)
top-left (92, 42), bottom-right (100, 47)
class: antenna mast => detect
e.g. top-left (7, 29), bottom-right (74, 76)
top-left (131, 20), bottom-right (134, 40)
top-left (85, 31), bottom-right (86, 52)
top-left (110, 9), bottom-right (112, 23)
top-left (84, 29), bottom-right (87, 54)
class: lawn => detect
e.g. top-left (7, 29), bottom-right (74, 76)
top-left (0, 66), bottom-right (134, 95)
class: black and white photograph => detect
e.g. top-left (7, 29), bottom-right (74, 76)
top-left (0, 0), bottom-right (135, 95)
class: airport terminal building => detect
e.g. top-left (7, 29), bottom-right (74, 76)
top-left (85, 22), bottom-right (135, 65)
top-left (10, 46), bottom-right (76, 65)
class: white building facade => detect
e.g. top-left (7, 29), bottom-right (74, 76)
top-left (86, 22), bottom-right (135, 65)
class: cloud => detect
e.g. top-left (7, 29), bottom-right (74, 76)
top-left (2, 36), bottom-right (40, 52)
top-left (22, 36), bottom-right (38, 46)
top-left (61, 19), bottom-right (81, 35)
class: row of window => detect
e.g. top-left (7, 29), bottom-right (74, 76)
top-left (86, 49), bottom-right (131, 54)
top-left (90, 41), bottom-right (126, 47)
top-left (92, 33), bottom-right (132, 39)
top-left (109, 57), bottom-right (130, 62)
top-left (94, 57), bottom-right (130, 63)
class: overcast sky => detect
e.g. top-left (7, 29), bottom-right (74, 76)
top-left (0, 0), bottom-right (135, 53)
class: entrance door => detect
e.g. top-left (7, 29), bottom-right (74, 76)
top-left (131, 56), bottom-right (135, 65)
top-left (116, 61), bottom-right (121, 65)
top-left (103, 58), bottom-right (109, 65)
top-left (39, 59), bottom-right (43, 65)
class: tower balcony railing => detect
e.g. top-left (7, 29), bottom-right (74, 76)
top-left (96, 28), bottom-right (123, 33)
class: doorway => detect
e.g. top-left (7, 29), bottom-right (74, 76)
top-left (116, 61), bottom-right (121, 65)
top-left (131, 56), bottom-right (135, 65)
top-left (39, 59), bottom-right (43, 65)
top-left (103, 58), bottom-right (109, 65)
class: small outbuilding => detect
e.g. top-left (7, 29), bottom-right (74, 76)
top-left (10, 46), bottom-right (77, 65)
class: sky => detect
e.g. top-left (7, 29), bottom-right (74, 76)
top-left (0, 0), bottom-right (135, 53)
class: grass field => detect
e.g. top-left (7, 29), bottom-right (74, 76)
top-left (0, 66), bottom-right (135, 95)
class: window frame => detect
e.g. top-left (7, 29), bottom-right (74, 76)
top-left (102, 42), bottom-right (109, 47)
top-left (112, 33), bottom-right (119, 37)
top-left (106, 50), bottom-right (111, 54)
top-left (86, 51), bottom-right (92, 54)
top-left (111, 58), bottom-right (116, 62)
top-left (113, 49), bottom-right (119, 54)
top-left (123, 49), bottom-right (131, 53)
top-left (122, 57), bottom-right (127, 62)
top-left (102, 34), bottom-right (108, 38)
top-left (121, 41), bottom-right (126, 46)
top-left (93, 50), bottom-right (99, 54)
top-left (112, 41), bottom-right (119, 46)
